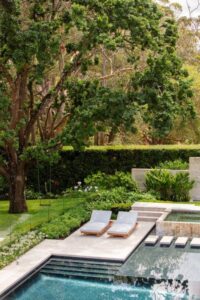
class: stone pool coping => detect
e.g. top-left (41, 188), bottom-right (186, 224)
top-left (0, 221), bottom-right (154, 298)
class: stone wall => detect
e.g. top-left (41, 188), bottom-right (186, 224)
top-left (189, 157), bottom-right (200, 201)
top-left (156, 210), bottom-right (200, 237)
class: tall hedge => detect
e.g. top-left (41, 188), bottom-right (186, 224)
top-left (27, 145), bottom-right (200, 193)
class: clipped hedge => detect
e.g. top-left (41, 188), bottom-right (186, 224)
top-left (27, 145), bottom-right (200, 193)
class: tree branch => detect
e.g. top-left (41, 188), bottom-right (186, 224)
top-left (99, 67), bottom-right (133, 81)
top-left (24, 53), bottom-right (82, 143)
top-left (0, 64), bottom-right (14, 89)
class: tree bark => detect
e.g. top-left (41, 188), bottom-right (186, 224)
top-left (8, 162), bottom-right (27, 213)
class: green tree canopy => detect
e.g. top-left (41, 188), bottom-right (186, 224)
top-left (0, 0), bottom-right (193, 212)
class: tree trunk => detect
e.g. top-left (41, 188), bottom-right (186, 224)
top-left (8, 162), bottom-right (27, 213)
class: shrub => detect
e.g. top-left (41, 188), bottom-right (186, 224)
top-left (25, 188), bottom-right (43, 200)
top-left (87, 187), bottom-right (129, 204)
top-left (86, 188), bottom-right (157, 211)
top-left (110, 203), bottom-right (133, 215)
top-left (157, 159), bottom-right (188, 170)
top-left (40, 205), bottom-right (90, 239)
top-left (145, 169), bottom-right (194, 202)
top-left (125, 191), bottom-right (157, 203)
top-left (84, 171), bottom-right (138, 192)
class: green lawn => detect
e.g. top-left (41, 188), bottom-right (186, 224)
top-left (0, 195), bottom-right (86, 237)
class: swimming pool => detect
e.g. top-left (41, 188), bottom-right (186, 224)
top-left (4, 228), bottom-right (200, 300)
top-left (4, 252), bottom-right (193, 300)
top-left (7, 274), bottom-right (188, 300)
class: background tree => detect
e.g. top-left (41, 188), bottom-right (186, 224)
top-left (0, 0), bottom-right (193, 212)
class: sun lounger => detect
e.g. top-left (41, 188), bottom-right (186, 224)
top-left (80, 210), bottom-right (112, 236)
top-left (107, 211), bottom-right (138, 238)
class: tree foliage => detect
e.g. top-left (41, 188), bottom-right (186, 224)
top-left (0, 0), bottom-right (194, 212)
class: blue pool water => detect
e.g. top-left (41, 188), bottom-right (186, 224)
top-left (9, 274), bottom-right (187, 300)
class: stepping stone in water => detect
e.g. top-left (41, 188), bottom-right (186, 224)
top-left (160, 236), bottom-right (174, 247)
top-left (175, 237), bottom-right (188, 248)
top-left (190, 238), bottom-right (200, 248)
top-left (145, 235), bottom-right (159, 246)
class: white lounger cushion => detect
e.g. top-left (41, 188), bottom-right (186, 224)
top-left (107, 224), bottom-right (134, 235)
top-left (80, 210), bottom-right (112, 234)
top-left (107, 212), bottom-right (138, 236)
top-left (115, 212), bottom-right (138, 225)
top-left (81, 222), bottom-right (108, 233)
top-left (90, 210), bottom-right (112, 223)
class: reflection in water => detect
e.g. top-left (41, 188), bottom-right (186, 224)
top-left (118, 240), bottom-right (200, 298)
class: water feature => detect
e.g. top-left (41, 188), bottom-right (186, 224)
top-left (118, 237), bottom-right (200, 298)
top-left (165, 212), bottom-right (200, 223)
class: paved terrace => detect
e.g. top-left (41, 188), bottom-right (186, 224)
top-left (1, 201), bottom-right (200, 297)
top-left (0, 221), bottom-right (154, 297)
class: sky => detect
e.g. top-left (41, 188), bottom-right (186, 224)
top-left (172, 0), bottom-right (200, 17)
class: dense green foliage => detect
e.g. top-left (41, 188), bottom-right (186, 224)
top-left (40, 204), bottom-right (90, 239)
top-left (84, 171), bottom-right (138, 192)
top-left (145, 169), bottom-right (194, 202)
top-left (27, 146), bottom-right (200, 193)
top-left (157, 159), bottom-right (189, 170)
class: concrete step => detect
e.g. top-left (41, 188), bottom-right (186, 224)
top-left (40, 269), bottom-right (113, 280)
top-left (135, 211), bottom-right (163, 218)
top-left (132, 206), bottom-right (165, 212)
top-left (138, 216), bottom-right (158, 222)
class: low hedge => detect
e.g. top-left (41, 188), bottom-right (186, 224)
top-left (27, 145), bottom-right (200, 193)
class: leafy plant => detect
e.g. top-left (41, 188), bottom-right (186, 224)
top-left (40, 205), bottom-right (90, 239)
top-left (86, 188), bottom-right (157, 212)
top-left (157, 159), bottom-right (188, 170)
top-left (84, 171), bottom-right (138, 192)
top-left (145, 169), bottom-right (194, 202)
top-left (25, 189), bottom-right (43, 200)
